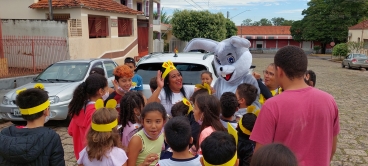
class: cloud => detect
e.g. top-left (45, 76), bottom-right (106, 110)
top-left (161, 0), bottom-right (284, 10)
top-left (275, 9), bottom-right (304, 14)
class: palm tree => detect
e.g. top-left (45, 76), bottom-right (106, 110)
top-left (153, 8), bottom-right (171, 24)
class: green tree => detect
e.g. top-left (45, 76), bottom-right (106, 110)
top-left (281, 20), bottom-right (294, 26)
top-left (271, 17), bottom-right (285, 26)
top-left (290, 20), bottom-right (304, 41)
top-left (225, 19), bottom-right (237, 38)
top-left (290, 0), bottom-right (368, 54)
top-left (332, 43), bottom-right (349, 60)
top-left (241, 19), bottom-right (252, 26)
top-left (253, 18), bottom-right (272, 26)
top-left (171, 10), bottom-right (226, 41)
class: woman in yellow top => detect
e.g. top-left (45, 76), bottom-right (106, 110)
top-left (253, 63), bottom-right (282, 105)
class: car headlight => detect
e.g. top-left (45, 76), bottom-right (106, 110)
top-left (1, 96), bottom-right (12, 105)
top-left (49, 96), bottom-right (60, 104)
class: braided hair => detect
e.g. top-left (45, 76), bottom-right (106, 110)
top-left (194, 94), bottom-right (226, 150)
top-left (119, 91), bottom-right (145, 131)
top-left (68, 74), bottom-right (107, 117)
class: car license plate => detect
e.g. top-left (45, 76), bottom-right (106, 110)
top-left (12, 109), bottom-right (21, 116)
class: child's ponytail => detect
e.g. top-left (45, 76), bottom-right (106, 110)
top-left (68, 74), bottom-right (107, 117)
top-left (68, 82), bottom-right (88, 117)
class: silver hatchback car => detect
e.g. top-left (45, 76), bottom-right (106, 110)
top-left (0, 59), bottom-right (117, 124)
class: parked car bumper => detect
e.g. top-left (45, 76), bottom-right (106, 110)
top-left (0, 100), bottom-right (69, 121)
top-left (351, 62), bottom-right (368, 68)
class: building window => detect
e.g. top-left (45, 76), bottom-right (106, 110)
top-left (88, 16), bottom-right (108, 38)
top-left (137, 3), bottom-right (142, 11)
top-left (68, 19), bottom-right (82, 37)
top-left (358, 37), bottom-right (361, 42)
top-left (118, 18), bottom-right (133, 37)
top-left (121, 0), bottom-right (126, 5)
top-left (268, 36), bottom-right (274, 39)
top-left (47, 14), bottom-right (70, 21)
top-left (256, 36), bottom-right (263, 39)
top-left (246, 36), bottom-right (252, 39)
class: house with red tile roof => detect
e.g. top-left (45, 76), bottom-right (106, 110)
top-left (348, 20), bottom-right (368, 49)
top-left (237, 26), bottom-right (332, 53)
top-left (0, 0), bottom-right (162, 64)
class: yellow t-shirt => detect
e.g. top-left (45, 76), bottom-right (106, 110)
top-left (134, 130), bottom-right (164, 166)
top-left (259, 87), bottom-right (283, 105)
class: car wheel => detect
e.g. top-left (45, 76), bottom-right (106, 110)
top-left (341, 63), bottom-right (345, 68)
top-left (11, 121), bottom-right (27, 126)
top-left (348, 63), bottom-right (351, 69)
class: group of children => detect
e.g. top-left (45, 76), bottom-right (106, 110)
top-left (0, 57), bottom-right (313, 166)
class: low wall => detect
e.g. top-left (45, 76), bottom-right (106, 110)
top-left (0, 74), bottom-right (37, 90)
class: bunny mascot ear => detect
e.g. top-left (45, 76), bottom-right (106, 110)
top-left (229, 36), bottom-right (251, 48)
top-left (183, 38), bottom-right (219, 53)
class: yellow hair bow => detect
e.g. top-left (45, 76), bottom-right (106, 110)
top-left (203, 123), bottom-right (238, 166)
top-left (16, 83), bottom-right (49, 115)
top-left (195, 83), bottom-right (212, 95)
top-left (182, 98), bottom-right (193, 115)
top-left (161, 60), bottom-right (177, 79)
top-left (246, 105), bottom-right (260, 117)
top-left (92, 99), bottom-right (118, 132)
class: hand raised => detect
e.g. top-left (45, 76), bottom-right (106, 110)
top-left (156, 70), bottom-right (164, 88)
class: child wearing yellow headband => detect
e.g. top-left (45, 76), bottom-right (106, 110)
top-left (200, 131), bottom-right (239, 166)
top-left (237, 113), bottom-right (257, 166)
top-left (0, 84), bottom-right (65, 165)
top-left (77, 99), bottom-right (127, 166)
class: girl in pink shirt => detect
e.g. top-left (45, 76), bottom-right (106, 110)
top-left (192, 94), bottom-right (226, 155)
top-left (119, 91), bottom-right (145, 148)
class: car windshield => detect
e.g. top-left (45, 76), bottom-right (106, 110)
top-left (34, 62), bottom-right (90, 82)
top-left (354, 54), bottom-right (367, 58)
top-left (136, 63), bottom-right (208, 85)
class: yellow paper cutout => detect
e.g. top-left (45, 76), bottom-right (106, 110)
top-left (195, 83), bottom-right (212, 95)
top-left (182, 98), bottom-right (193, 115)
top-left (161, 60), bottom-right (177, 79)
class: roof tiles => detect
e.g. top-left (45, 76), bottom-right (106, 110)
top-left (349, 20), bottom-right (368, 30)
top-left (237, 26), bottom-right (291, 35)
top-left (29, 0), bottom-right (142, 15)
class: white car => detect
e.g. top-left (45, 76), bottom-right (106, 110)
top-left (136, 52), bottom-right (218, 98)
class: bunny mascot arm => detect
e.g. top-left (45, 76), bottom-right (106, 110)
top-left (184, 36), bottom-right (261, 109)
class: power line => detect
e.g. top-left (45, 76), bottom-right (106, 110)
top-left (189, 0), bottom-right (204, 10)
top-left (183, 0), bottom-right (201, 10)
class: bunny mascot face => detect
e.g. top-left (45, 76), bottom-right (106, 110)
top-left (183, 36), bottom-right (260, 108)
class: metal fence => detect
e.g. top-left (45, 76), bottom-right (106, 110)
top-left (0, 36), bottom-right (69, 78)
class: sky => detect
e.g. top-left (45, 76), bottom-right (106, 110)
top-left (159, 0), bottom-right (310, 25)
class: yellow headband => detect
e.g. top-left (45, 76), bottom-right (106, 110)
top-left (239, 117), bottom-right (251, 135)
top-left (16, 83), bottom-right (49, 115)
top-left (195, 83), bottom-right (212, 95)
top-left (20, 100), bottom-right (50, 115)
top-left (91, 99), bottom-right (118, 132)
top-left (203, 123), bottom-right (238, 166)
top-left (161, 60), bottom-right (176, 79)
top-left (92, 119), bottom-right (118, 132)
top-left (182, 98), bottom-right (193, 115)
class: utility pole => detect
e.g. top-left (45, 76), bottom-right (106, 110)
top-left (227, 11), bottom-right (229, 19)
top-left (48, 0), bottom-right (53, 20)
top-left (148, 0), bottom-right (153, 53)
top-left (361, 17), bottom-right (366, 53)
top-left (0, 18), bottom-right (4, 58)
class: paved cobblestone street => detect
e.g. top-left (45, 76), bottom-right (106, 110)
top-left (0, 55), bottom-right (367, 166)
